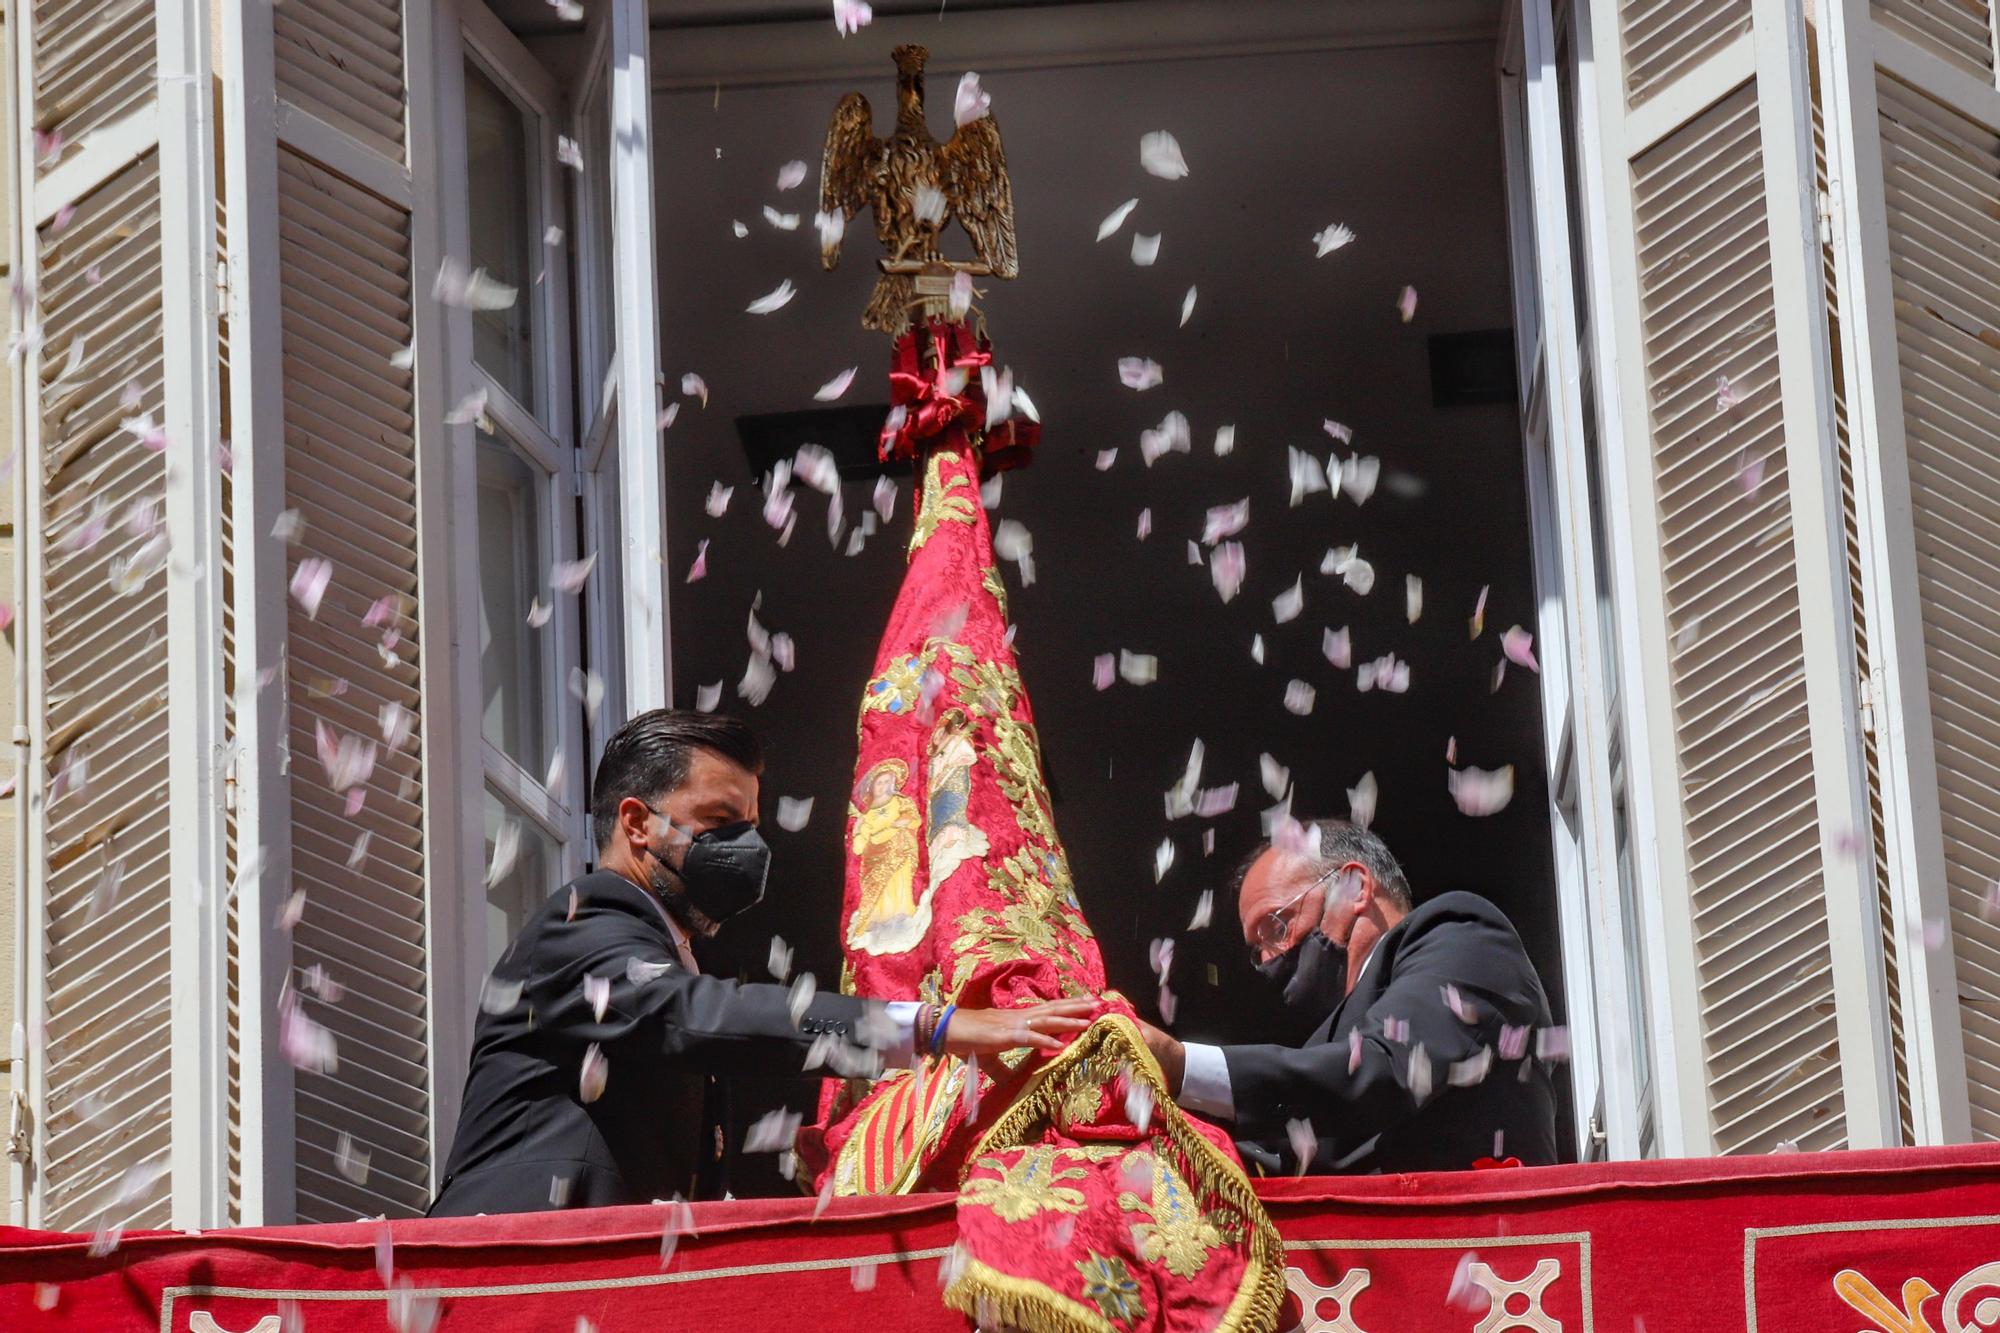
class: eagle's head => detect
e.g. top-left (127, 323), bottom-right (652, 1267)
top-left (891, 44), bottom-right (929, 76)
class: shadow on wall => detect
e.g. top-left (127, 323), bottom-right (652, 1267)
top-left (648, 35), bottom-right (1571, 1186)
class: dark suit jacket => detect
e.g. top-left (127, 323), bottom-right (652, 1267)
top-left (1219, 891), bottom-right (1559, 1174)
top-left (429, 870), bottom-right (872, 1216)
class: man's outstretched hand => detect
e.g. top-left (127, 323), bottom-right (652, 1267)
top-left (1135, 1018), bottom-right (1186, 1095)
top-left (944, 997), bottom-right (1098, 1056)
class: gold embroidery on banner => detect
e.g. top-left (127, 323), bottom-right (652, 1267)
top-left (910, 450), bottom-right (977, 554)
top-left (1117, 1150), bottom-right (1235, 1280)
top-left (943, 1016), bottom-right (1286, 1333)
top-left (983, 563), bottom-right (1010, 619)
top-left (1743, 1213), bottom-right (2000, 1333)
top-left (1835, 1269), bottom-right (1939, 1333)
top-left (1076, 1252), bottom-right (1145, 1327)
top-left (961, 1146), bottom-right (1091, 1222)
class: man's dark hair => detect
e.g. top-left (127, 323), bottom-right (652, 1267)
top-left (589, 710), bottom-right (764, 850)
top-left (1231, 818), bottom-right (1415, 912)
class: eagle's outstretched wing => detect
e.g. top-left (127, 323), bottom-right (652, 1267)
top-left (820, 92), bottom-right (880, 270)
top-left (939, 114), bottom-right (1018, 279)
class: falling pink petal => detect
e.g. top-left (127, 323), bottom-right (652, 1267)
top-left (1136, 508), bottom-right (1152, 541)
top-left (686, 539), bottom-right (710, 583)
top-left (1714, 374), bottom-right (1742, 412)
top-left (1201, 499), bottom-right (1249, 546)
top-left (813, 367), bottom-right (858, 401)
top-left (580, 1043), bottom-right (608, 1102)
top-left (1209, 541), bottom-right (1246, 603)
top-left (1322, 419), bottom-right (1353, 445)
top-left (1470, 585), bottom-right (1489, 639)
top-left (1501, 626), bottom-right (1539, 672)
top-left (550, 553), bottom-right (597, 594)
top-left (290, 558), bottom-right (333, 618)
top-left (775, 159), bottom-right (808, 192)
top-left (1397, 285), bottom-right (1419, 323)
top-left (1118, 356), bottom-right (1163, 391)
top-left (832, 0), bottom-right (873, 36)
top-left (1738, 450), bottom-right (1766, 496)
top-left (1448, 764), bottom-right (1516, 817)
top-left (953, 71), bottom-right (991, 128)
top-left (1348, 1028), bottom-right (1364, 1074)
top-left (1092, 653), bottom-right (1115, 690)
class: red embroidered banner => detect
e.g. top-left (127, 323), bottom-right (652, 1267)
top-left (6, 1146), bottom-right (2000, 1331)
top-left (794, 319), bottom-right (1282, 1332)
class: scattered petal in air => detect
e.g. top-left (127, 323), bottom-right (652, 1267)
top-left (1119, 650), bottom-right (1159, 685)
top-left (872, 477), bottom-right (897, 522)
top-left (706, 481), bottom-right (734, 517)
top-left (1313, 223), bottom-right (1356, 257)
top-left (579, 1044), bottom-right (608, 1102)
top-left (1131, 232), bottom-right (1162, 266)
top-left (745, 279), bottom-right (797, 315)
top-left (1096, 197), bottom-right (1139, 242)
top-left (776, 159), bottom-right (808, 191)
top-left (1140, 411), bottom-right (1191, 465)
top-left (912, 183), bottom-right (947, 225)
top-left (569, 666), bottom-right (606, 721)
top-left (762, 205), bottom-right (801, 231)
top-left (739, 653), bottom-right (777, 705)
top-left (290, 558), bottom-right (332, 618)
top-left (1136, 507), bottom-right (1152, 541)
top-left (769, 936), bottom-right (794, 981)
top-left (851, 1261), bottom-right (879, 1292)
top-left (1202, 499), bottom-right (1250, 546)
top-left (486, 820), bottom-right (521, 888)
top-left (1210, 542), bottom-right (1246, 603)
top-left (732, 219), bottom-right (750, 238)
top-left (1094, 449), bottom-right (1118, 472)
top-left (544, 224), bottom-right (565, 245)
top-left (787, 973), bottom-right (817, 1027)
top-left (584, 973), bottom-right (611, 1022)
top-left (1188, 540), bottom-right (1204, 566)
top-left (1288, 446), bottom-right (1329, 506)
top-left (1406, 575), bottom-right (1424, 624)
top-left (1154, 838), bottom-right (1176, 883)
top-left (1446, 736), bottom-right (1458, 764)
top-left (1118, 356), bottom-right (1164, 391)
top-left (695, 680), bottom-right (723, 712)
top-left (557, 135), bottom-right (584, 170)
top-left (550, 552), bottom-right (597, 594)
top-left (1283, 680), bottom-right (1317, 716)
top-left (1260, 754), bottom-right (1291, 802)
top-left (1323, 625), bottom-right (1352, 668)
top-left (1347, 770), bottom-right (1379, 829)
top-left (272, 508), bottom-right (305, 544)
top-left (1194, 783), bottom-right (1238, 818)
top-left (1012, 383), bottom-right (1041, 423)
top-left (1323, 420), bottom-right (1354, 445)
top-left (949, 269), bottom-right (974, 320)
top-left (954, 71), bottom-right (991, 127)
top-left (683, 372), bottom-right (710, 406)
top-left (1397, 285), bottom-right (1419, 322)
top-left (527, 597), bottom-right (551, 628)
top-left (1357, 652), bottom-right (1410, 693)
top-left (1737, 449), bottom-right (1766, 496)
top-left (1714, 374), bottom-right (1742, 412)
top-left (1189, 890), bottom-right (1214, 930)
top-left (1449, 765), bottom-right (1516, 816)
top-left (686, 539), bottom-right (709, 583)
top-left (832, 0), bottom-right (874, 36)
top-left (445, 386), bottom-right (490, 427)
top-left (1339, 454), bottom-right (1381, 505)
top-left (1447, 1253), bottom-right (1490, 1314)
top-left (1286, 1118), bottom-right (1317, 1176)
top-left (777, 796), bottom-right (814, 832)
top-left (1180, 286), bottom-right (1197, 327)
top-left (121, 412), bottom-right (168, 451)
top-left (1501, 626), bottom-right (1539, 672)
top-left (433, 256), bottom-right (518, 311)
top-left (808, 366), bottom-right (856, 402)
top-left (1250, 633), bottom-right (1265, 664)
top-left (1470, 585), bottom-right (1489, 639)
top-left (1092, 653), bottom-right (1115, 691)
top-left (1139, 131), bottom-right (1189, 179)
top-left (1536, 1026), bottom-right (1571, 1062)
top-left (1273, 577), bottom-right (1304, 624)
top-left (1213, 424), bottom-right (1236, 456)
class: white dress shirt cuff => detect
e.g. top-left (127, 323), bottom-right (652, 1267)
top-left (1178, 1042), bottom-right (1236, 1122)
top-left (882, 1000), bottom-right (922, 1066)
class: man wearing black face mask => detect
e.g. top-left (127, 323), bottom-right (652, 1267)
top-left (430, 709), bottom-right (1091, 1215)
top-left (1137, 819), bottom-right (1559, 1175)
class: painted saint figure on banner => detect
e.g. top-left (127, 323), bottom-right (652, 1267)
top-left (848, 758), bottom-right (923, 953)
top-left (926, 709), bottom-right (990, 894)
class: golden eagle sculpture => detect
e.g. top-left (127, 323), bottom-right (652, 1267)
top-left (820, 44), bottom-right (1019, 333)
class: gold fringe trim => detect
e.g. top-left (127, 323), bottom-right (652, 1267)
top-left (945, 1257), bottom-right (1121, 1333)
top-left (956, 1015), bottom-right (1288, 1333)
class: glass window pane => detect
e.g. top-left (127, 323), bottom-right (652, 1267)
top-left (478, 438), bottom-right (549, 772)
top-left (483, 787), bottom-right (561, 965)
top-left (464, 59), bottom-right (537, 412)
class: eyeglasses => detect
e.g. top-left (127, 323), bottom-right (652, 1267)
top-left (1249, 863), bottom-right (1355, 953)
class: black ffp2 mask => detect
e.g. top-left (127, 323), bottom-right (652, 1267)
top-left (1257, 929), bottom-right (1348, 1017)
top-left (658, 821), bottom-right (770, 927)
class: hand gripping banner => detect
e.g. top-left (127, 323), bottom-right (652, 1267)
top-left (796, 321), bottom-right (1282, 1333)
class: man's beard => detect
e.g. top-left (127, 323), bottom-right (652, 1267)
top-left (650, 862), bottom-right (721, 938)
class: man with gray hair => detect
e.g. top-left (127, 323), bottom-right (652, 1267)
top-left (1138, 819), bottom-right (1559, 1174)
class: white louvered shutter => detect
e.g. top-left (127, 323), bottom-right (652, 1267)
top-left (219, 0), bottom-right (464, 1223)
top-left (1812, 0), bottom-right (2000, 1144)
top-left (1583, 0), bottom-right (1898, 1154)
top-left (19, 0), bottom-right (229, 1229)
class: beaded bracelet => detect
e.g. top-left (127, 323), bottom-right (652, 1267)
top-left (914, 1002), bottom-right (938, 1054)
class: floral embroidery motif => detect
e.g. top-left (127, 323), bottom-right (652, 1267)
top-left (961, 1146), bottom-right (1089, 1222)
top-left (1118, 1151), bottom-right (1233, 1280)
top-left (1076, 1252), bottom-right (1146, 1326)
top-left (861, 653), bottom-right (930, 720)
top-left (910, 450), bottom-right (977, 553)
